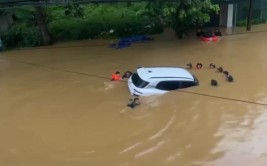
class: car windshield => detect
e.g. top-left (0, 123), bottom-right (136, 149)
top-left (131, 73), bottom-right (149, 88)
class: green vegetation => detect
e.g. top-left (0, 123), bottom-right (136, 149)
top-left (1, 3), bottom-right (163, 49)
top-left (1, 8), bottom-right (42, 48)
top-left (47, 4), bottom-right (163, 41)
top-left (236, 18), bottom-right (266, 27)
top-left (2, 23), bottom-right (41, 48)
top-left (162, 0), bottom-right (219, 38)
top-left (1, 0), bottom-right (219, 49)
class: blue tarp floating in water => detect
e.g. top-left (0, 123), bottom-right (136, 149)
top-left (110, 35), bottom-right (154, 49)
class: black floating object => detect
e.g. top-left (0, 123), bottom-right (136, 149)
top-left (211, 79), bottom-right (218, 86)
top-left (227, 75), bottom-right (234, 82)
top-left (187, 63), bottom-right (192, 69)
top-left (217, 67), bottom-right (223, 72)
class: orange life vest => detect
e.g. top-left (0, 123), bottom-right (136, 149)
top-left (111, 73), bottom-right (121, 81)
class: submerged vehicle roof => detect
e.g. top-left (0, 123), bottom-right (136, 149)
top-left (136, 67), bottom-right (195, 81)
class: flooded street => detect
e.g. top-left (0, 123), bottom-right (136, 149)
top-left (1, 27), bottom-right (267, 166)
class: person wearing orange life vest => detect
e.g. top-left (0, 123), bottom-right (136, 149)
top-left (111, 71), bottom-right (122, 81)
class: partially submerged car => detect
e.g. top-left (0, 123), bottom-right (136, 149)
top-left (128, 67), bottom-right (199, 96)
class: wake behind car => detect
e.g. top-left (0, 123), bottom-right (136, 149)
top-left (128, 67), bottom-right (199, 96)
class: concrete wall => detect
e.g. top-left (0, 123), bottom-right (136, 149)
top-left (260, 0), bottom-right (267, 19)
top-left (218, 0), bottom-right (267, 28)
top-left (219, 4), bottom-right (228, 26)
top-left (220, 4), bottom-right (234, 27)
top-left (227, 4), bottom-right (234, 27)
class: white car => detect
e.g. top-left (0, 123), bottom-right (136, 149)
top-left (128, 67), bottom-right (199, 96)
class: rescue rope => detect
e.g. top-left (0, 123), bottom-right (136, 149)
top-left (1, 56), bottom-right (267, 107)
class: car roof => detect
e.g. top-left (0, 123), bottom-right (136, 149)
top-left (137, 67), bottom-right (194, 81)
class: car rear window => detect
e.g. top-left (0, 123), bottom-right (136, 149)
top-left (132, 73), bottom-right (149, 88)
top-left (156, 81), bottom-right (181, 90)
top-left (156, 80), bottom-right (198, 91)
top-left (180, 81), bottom-right (197, 88)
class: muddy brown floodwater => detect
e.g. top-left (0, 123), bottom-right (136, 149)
top-left (1, 26), bottom-right (267, 166)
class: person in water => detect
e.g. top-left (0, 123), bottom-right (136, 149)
top-left (209, 63), bottom-right (216, 69)
top-left (217, 67), bottom-right (223, 73)
top-left (214, 29), bottom-right (222, 36)
top-left (223, 71), bottom-right (229, 76)
top-left (127, 97), bottom-right (141, 109)
top-left (227, 75), bottom-right (234, 82)
top-left (186, 63), bottom-right (193, 69)
top-left (111, 71), bottom-right (121, 81)
top-left (122, 71), bottom-right (133, 79)
top-left (196, 63), bottom-right (203, 69)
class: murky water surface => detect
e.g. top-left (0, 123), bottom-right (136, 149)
top-left (1, 26), bottom-right (267, 166)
